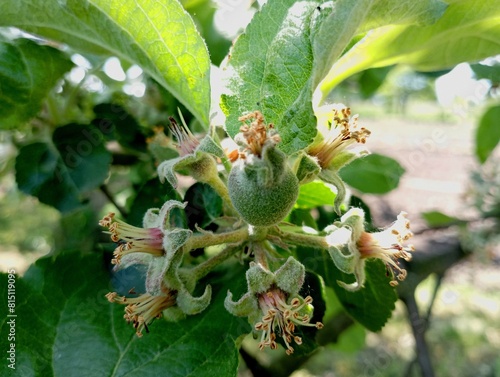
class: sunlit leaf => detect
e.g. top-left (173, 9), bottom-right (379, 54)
top-left (311, 0), bottom-right (446, 89)
top-left (295, 181), bottom-right (336, 209)
top-left (221, 0), bottom-right (446, 154)
top-left (320, 0), bottom-right (500, 97)
top-left (0, 0), bottom-right (211, 126)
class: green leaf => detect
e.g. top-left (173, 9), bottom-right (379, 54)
top-left (183, 0), bottom-right (231, 66)
top-left (320, 0), bottom-right (500, 96)
top-left (221, 0), bottom-right (322, 154)
top-left (56, 207), bottom-right (100, 253)
top-left (0, 38), bottom-right (72, 130)
top-left (15, 142), bottom-right (78, 212)
top-left (296, 247), bottom-right (397, 332)
top-left (340, 153), bottom-right (405, 194)
top-left (311, 0), bottom-right (446, 89)
top-left (329, 322), bottom-right (366, 353)
top-left (349, 195), bottom-right (375, 231)
top-left (289, 208), bottom-right (318, 229)
top-left (322, 286), bottom-right (342, 319)
top-left (15, 123), bottom-right (112, 212)
top-left (184, 182), bottom-right (223, 229)
top-left (128, 178), bottom-right (185, 228)
top-left (470, 63), bottom-right (500, 85)
top-left (309, 1), bottom-right (369, 102)
top-left (421, 210), bottom-right (462, 228)
top-left (357, 66), bottom-right (393, 98)
top-left (358, 0), bottom-right (447, 32)
top-left (92, 103), bottom-right (147, 152)
top-left (0, 253), bottom-right (250, 377)
top-left (475, 105), bottom-right (500, 164)
top-left (295, 181), bottom-right (336, 209)
top-left (0, 0), bottom-right (211, 126)
top-left (221, 0), bottom-right (446, 154)
top-left (329, 260), bottom-right (397, 332)
top-left (52, 124), bottom-right (112, 192)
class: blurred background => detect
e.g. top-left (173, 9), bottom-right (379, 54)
top-left (1, 1), bottom-right (500, 376)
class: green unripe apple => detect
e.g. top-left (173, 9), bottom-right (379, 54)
top-left (228, 145), bottom-right (299, 226)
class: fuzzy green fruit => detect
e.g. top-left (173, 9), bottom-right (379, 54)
top-left (228, 146), bottom-right (299, 226)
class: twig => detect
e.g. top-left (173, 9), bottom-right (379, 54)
top-left (99, 185), bottom-right (128, 218)
top-left (402, 294), bottom-right (435, 377)
top-left (403, 274), bottom-right (443, 377)
top-left (424, 274), bottom-right (443, 327)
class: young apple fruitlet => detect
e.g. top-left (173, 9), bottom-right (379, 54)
top-left (228, 112), bottom-right (299, 227)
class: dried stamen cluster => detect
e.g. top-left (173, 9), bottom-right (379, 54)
top-left (237, 111), bottom-right (281, 158)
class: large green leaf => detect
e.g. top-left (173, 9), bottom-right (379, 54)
top-left (296, 247), bottom-right (397, 332)
top-left (340, 153), bottom-right (405, 194)
top-left (0, 38), bottom-right (73, 130)
top-left (221, 0), bottom-right (322, 154)
top-left (475, 105), bottom-right (500, 164)
top-left (15, 124), bottom-right (112, 212)
top-left (311, 0), bottom-right (446, 89)
top-left (0, 0), bottom-right (211, 126)
top-left (320, 0), bottom-right (500, 97)
top-left (0, 253), bottom-right (250, 377)
top-left (358, 0), bottom-right (447, 32)
top-left (221, 0), bottom-right (446, 154)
